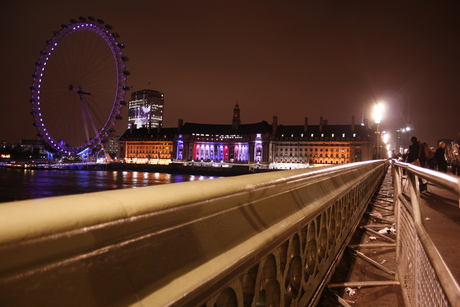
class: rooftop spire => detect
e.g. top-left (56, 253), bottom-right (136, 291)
top-left (232, 102), bottom-right (241, 130)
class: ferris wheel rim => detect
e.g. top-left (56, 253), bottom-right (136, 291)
top-left (30, 17), bottom-right (129, 155)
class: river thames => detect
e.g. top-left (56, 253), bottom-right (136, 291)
top-left (0, 167), bottom-right (218, 203)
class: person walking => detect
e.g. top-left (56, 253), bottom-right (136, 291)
top-left (406, 136), bottom-right (427, 191)
top-left (425, 145), bottom-right (436, 169)
top-left (435, 141), bottom-right (448, 172)
top-left (406, 136), bottom-right (426, 167)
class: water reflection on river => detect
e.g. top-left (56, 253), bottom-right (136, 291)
top-left (0, 167), bottom-right (219, 203)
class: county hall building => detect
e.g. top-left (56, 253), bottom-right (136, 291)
top-left (118, 102), bottom-right (375, 169)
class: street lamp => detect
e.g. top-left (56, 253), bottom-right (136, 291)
top-left (373, 102), bottom-right (385, 159)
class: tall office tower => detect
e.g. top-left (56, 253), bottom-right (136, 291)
top-left (128, 89), bottom-right (164, 130)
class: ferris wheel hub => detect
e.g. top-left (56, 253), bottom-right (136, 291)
top-left (69, 85), bottom-right (91, 95)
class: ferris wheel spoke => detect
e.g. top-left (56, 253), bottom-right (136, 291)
top-left (82, 96), bottom-right (101, 141)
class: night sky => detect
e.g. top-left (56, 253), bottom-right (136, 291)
top-left (1, 0), bottom-right (459, 148)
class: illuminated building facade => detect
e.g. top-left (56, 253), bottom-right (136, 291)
top-left (173, 104), bottom-right (272, 166)
top-left (128, 89), bottom-right (164, 130)
top-left (118, 127), bottom-right (177, 164)
top-left (270, 116), bottom-right (374, 168)
top-left (174, 121), bottom-right (272, 165)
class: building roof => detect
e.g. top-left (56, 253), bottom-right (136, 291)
top-left (119, 127), bottom-right (178, 141)
top-left (20, 139), bottom-right (46, 146)
top-left (179, 121), bottom-right (273, 135)
top-left (275, 124), bottom-right (373, 140)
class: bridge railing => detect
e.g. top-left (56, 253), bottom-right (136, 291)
top-left (0, 160), bottom-right (386, 307)
top-left (392, 161), bottom-right (460, 307)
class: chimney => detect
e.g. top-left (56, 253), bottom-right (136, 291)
top-left (304, 117), bottom-right (308, 133)
top-left (363, 118), bottom-right (369, 127)
top-left (319, 116), bottom-right (323, 132)
top-left (178, 118), bottom-right (183, 130)
top-left (351, 115), bottom-right (355, 132)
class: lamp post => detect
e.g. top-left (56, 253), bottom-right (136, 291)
top-left (373, 103), bottom-right (384, 159)
top-left (383, 132), bottom-right (390, 158)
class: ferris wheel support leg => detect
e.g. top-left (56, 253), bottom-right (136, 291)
top-left (79, 95), bottom-right (91, 143)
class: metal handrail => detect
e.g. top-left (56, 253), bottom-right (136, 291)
top-left (393, 160), bottom-right (460, 307)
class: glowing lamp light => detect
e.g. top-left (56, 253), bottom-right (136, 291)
top-left (373, 103), bottom-right (385, 124)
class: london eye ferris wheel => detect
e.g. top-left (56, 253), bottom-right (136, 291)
top-left (30, 16), bottom-right (130, 156)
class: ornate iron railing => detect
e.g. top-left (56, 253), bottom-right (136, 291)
top-left (0, 161), bottom-right (386, 306)
top-left (392, 161), bottom-right (460, 307)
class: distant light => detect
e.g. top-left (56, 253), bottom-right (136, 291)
top-left (383, 133), bottom-right (390, 144)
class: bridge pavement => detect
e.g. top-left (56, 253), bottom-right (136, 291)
top-left (420, 179), bottom-right (460, 283)
top-left (320, 168), bottom-right (403, 306)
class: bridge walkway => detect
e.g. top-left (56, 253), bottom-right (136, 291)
top-left (320, 167), bottom-right (404, 306)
